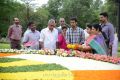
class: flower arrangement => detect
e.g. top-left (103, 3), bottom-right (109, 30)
top-left (0, 49), bottom-right (16, 53)
top-left (66, 44), bottom-right (91, 51)
top-left (75, 52), bottom-right (120, 64)
top-left (0, 49), bottom-right (120, 64)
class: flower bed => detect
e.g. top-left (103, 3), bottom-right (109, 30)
top-left (0, 53), bottom-right (17, 57)
top-left (0, 49), bottom-right (120, 64)
top-left (0, 57), bottom-right (73, 80)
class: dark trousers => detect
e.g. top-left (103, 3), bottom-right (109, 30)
top-left (10, 39), bottom-right (21, 50)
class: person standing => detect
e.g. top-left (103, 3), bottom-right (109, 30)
top-left (66, 17), bottom-right (85, 44)
top-left (57, 18), bottom-right (66, 34)
top-left (39, 19), bottom-right (58, 50)
top-left (58, 25), bottom-right (68, 50)
top-left (7, 17), bottom-right (22, 49)
top-left (22, 22), bottom-right (40, 50)
top-left (112, 33), bottom-right (118, 57)
top-left (23, 22), bottom-right (32, 37)
top-left (99, 12), bottom-right (115, 56)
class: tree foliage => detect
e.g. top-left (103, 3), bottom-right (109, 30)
top-left (101, 0), bottom-right (118, 30)
top-left (0, 0), bottom-right (26, 37)
top-left (0, 0), bottom-right (118, 37)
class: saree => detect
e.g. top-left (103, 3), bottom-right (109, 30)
top-left (86, 34), bottom-right (107, 55)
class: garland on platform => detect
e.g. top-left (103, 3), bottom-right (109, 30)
top-left (0, 49), bottom-right (120, 64)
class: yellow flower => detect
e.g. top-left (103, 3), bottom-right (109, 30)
top-left (0, 60), bottom-right (45, 67)
top-left (0, 70), bottom-right (73, 80)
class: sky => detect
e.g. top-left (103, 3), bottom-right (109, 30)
top-left (18, 0), bottom-right (49, 8)
top-left (32, 0), bottom-right (49, 7)
top-left (18, 0), bottom-right (105, 9)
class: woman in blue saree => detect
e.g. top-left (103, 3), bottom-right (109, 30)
top-left (85, 24), bottom-right (108, 55)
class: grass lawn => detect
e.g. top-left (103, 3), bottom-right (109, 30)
top-left (0, 42), bottom-right (120, 57)
top-left (0, 43), bottom-right (10, 49)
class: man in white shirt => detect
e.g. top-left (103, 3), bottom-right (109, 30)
top-left (22, 22), bottom-right (40, 50)
top-left (39, 19), bottom-right (58, 50)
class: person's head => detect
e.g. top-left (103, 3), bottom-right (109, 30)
top-left (99, 12), bottom-right (108, 23)
top-left (54, 19), bottom-right (57, 27)
top-left (70, 17), bottom-right (77, 28)
top-left (61, 25), bottom-right (67, 35)
top-left (86, 23), bottom-right (92, 34)
top-left (48, 19), bottom-right (55, 31)
top-left (13, 17), bottom-right (20, 25)
top-left (92, 24), bottom-right (102, 35)
top-left (59, 18), bottom-right (65, 26)
top-left (28, 22), bottom-right (36, 32)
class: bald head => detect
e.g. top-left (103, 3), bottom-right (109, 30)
top-left (13, 17), bottom-right (20, 25)
top-left (59, 18), bottom-right (65, 26)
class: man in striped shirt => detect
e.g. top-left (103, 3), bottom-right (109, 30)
top-left (66, 17), bottom-right (85, 44)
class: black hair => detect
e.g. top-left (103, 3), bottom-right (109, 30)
top-left (70, 17), bottom-right (77, 22)
top-left (62, 25), bottom-right (67, 30)
top-left (27, 22), bottom-right (34, 27)
top-left (99, 12), bottom-right (108, 18)
top-left (92, 23), bottom-right (102, 32)
top-left (86, 23), bottom-right (92, 29)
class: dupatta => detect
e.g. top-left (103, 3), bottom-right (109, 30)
top-left (86, 35), bottom-right (107, 55)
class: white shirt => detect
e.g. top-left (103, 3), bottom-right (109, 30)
top-left (84, 29), bottom-right (89, 40)
top-left (22, 30), bottom-right (40, 50)
top-left (24, 28), bottom-right (31, 36)
top-left (58, 26), bottom-right (62, 29)
top-left (39, 27), bottom-right (58, 50)
top-left (57, 26), bottom-right (62, 34)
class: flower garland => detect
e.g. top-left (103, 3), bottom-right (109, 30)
top-left (0, 49), bottom-right (120, 64)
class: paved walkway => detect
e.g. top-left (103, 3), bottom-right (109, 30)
top-left (7, 54), bottom-right (120, 70)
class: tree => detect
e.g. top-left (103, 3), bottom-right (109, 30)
top-left (101, 0), bottom-right (118, 30)
top-left (31, 6), bottom-right (50, 31)
top-left (47, 0), bottom-right (63, 19)
top-left (0, 0), bottom-right (27, 37)
top-left (59, 0), bottom-right (103, 28)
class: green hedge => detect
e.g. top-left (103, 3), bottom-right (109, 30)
top-left (0, 58), bottom-right (25, 63)
top-left (0, 64), bottom-right (68, 73)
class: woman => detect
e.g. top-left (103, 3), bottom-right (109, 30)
top-left (85, 24), bottom-right (108, 55)
top-left (58, 25), bottom-right (68, 50)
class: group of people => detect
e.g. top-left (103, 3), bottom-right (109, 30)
top-left (7, 12), bottom-right (118, 56)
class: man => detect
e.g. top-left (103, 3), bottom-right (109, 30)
top-left (39, 19), bottom-right (58, 50)
top-left (7, 17), bottom-right (22, 49)
top-left (99, 12), bottom-right (115, 56)
top-left (57, 18), bottom-right (66, 33)
top-left (23, 22), bottom-right (32, 36)
top-left (66, 17), bottom-right (85, 44)
top-left (22, 22), bottom-right (40, 50)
